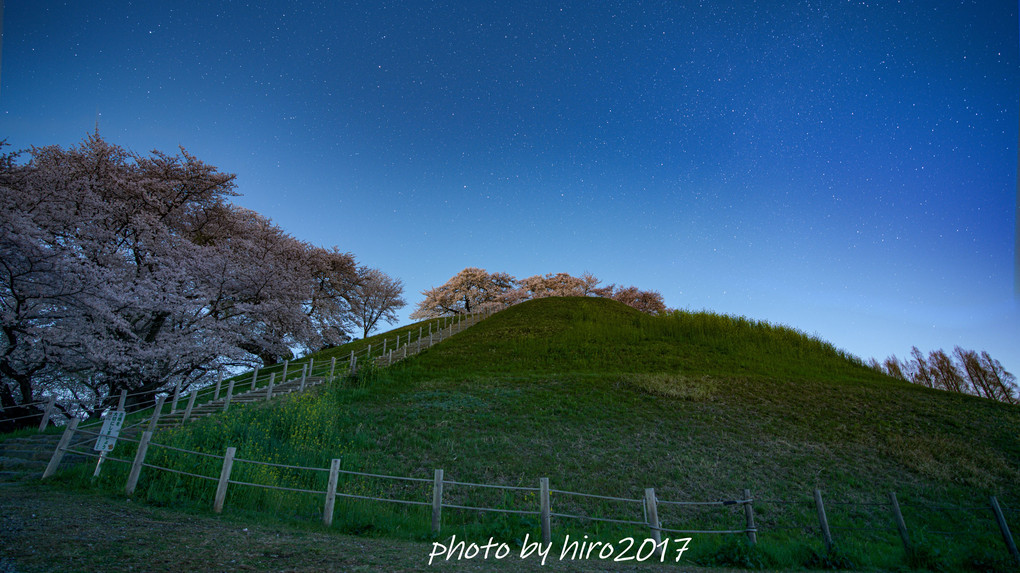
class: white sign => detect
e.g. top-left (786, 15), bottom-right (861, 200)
top-left (94, 411), bottom-right (126, 452)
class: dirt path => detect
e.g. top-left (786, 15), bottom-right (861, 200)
top-left (0, 483), bottom-right (767, 573)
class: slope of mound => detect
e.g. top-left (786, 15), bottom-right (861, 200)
top-left (52, 297), bottom-right (1020, 570)
top-left (400, 296), bottom-right (879, 381)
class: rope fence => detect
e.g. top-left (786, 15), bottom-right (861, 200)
top-left (28, 408), bottom-right (1020, 568)
top-left (2, 310), bottom-right (491, 437)
top-left (38, 419), bottom-right (783, 552)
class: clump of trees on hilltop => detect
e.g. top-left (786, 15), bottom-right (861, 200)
top-left (0, 135), bottom-right (403, 427)
top-left (411, 268), bottom-right (667, 319)
top-left (873, 347), bottom-right (1017, 405)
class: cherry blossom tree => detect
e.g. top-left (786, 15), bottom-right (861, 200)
top-left (347, 267), bottom-right (406, 338)
top-left (411, 268), bottom-right (666, 319)
top-left (517, 271), bottom-right (614, 299)
top-left (306, 246), bottom-right (361, 348)
top-left (1, 134), bottom-right (375, 424)
top-left (196, 205), bottom-right (326, 365)
top-left (609, 285), bottom-right (668, 315)
top-left (410, 268), bottom-right (517, 319)
top-left (1, 135), bottom-right (243, 418)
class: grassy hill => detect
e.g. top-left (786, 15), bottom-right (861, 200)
top-left (54, 297), bottom-right (1020, 571)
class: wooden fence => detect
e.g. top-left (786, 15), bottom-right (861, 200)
top-left (44, 422), bottom-right (758, 545)
top-left (41, 420), bottom-right (1020, 566)
top-left (6, 310), bottom-right (490, 441)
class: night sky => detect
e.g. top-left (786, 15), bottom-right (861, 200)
top-left (2, 1), bottom-right (1018, 374)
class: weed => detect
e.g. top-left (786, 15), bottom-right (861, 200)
top-left (804, 545), bottom-right (858, 570)
top-left (620, 372), bottom-right (717, 400)
top-left (960, 547), bottom-right (1017, 573)
top-left (701, 537), bottom-right (777, 569)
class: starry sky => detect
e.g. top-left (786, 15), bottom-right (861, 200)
top-left (2, 1), bottom-right (1018, 374)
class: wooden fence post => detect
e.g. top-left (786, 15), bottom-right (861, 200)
top-left (125, 430), bottom-right (153, 495)
top-left (308, 358), bottom-right (314, 378)
top-left (540, 477), bottom-right (551, 545)
top-left (224, 380), bottom-right (234, 412)
top-left (213, 446), bottom-right (236, 513)
top-left (38, 396), bottom-right (56, 432)
top-left (147, 396), bottom-right (166, 433)
top-left (432, 469), bottom-right (444, 534)
top-left (42, 418), bottom-right (79, 479)
top-left (117, 390), bottom-right (128, 412)
top-left (281, 360), bottom-right (289, 384)
top-left (645, 488), bottom-right (663, 558)
top-left (349, 351), bottom-right (355, 372)
top-left (169, 381), bottom-right (181, 411)
top-left (250, 366), bottom-right (259, 391)
top-left (266, 373), bottom-right (275, 400)
top-left (330, 357), bottom-right (336, 380)
top-left (814, 489), bottom-right (833, 552)
top-left (889, 492), bottom-right (910, 551)
top-left (214, 372), bottom-right (222, 400)
top-left (299, 364), bottom-right (307, 392)
top-left (990, 496), bottom-right (1020, 566)
top-left (382, 339), bottom-right (387, 356)
top-left (183, 390), bottom-right (197, 422)
top-left (323, 458), bottom-right (341, 527)
top-left (743, 489), bottom-right (757, 545)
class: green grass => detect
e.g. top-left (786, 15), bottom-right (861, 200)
top-left (47, 297), bottom-right (1020, 571)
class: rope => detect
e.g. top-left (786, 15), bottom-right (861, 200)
top-left (445, 479), bottom-right (540, 491)
top-left (232, 457), bottom-right (330, 473)
top-left (549, 512), bottom-right (647, 526)
top-left (147, 442), bottom-right (225, 459)
top-left (227, 479), bottom-right (324, 496)
top-left (657, 525), bottom-right (753, 535)
top-left (549, 489), bottom-right (642, 503)
top-left (900, 503), bottom-right (991, 512)
top-left (140, 462), bottom-right (217, 481)
top-left (658, 498), bottom-right (752, 507)
top-left (336, 492), bottom-right (430, 506)
top-left (338, 468), bottom-right (431, 483)
top-left (443, 503), bottom-right (540, 515)
top-left (63, 447), bottom-right (103, 459)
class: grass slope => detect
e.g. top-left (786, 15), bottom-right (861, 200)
top-left (54, 297), bottom-right (1020, 571)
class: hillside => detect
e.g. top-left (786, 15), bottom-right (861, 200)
top-left (47, 297), bottom-right (1020, 571)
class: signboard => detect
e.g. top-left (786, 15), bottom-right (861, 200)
top-left (93, 411), bottom-right (126, 452)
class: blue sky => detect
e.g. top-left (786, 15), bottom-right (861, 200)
top-left (2, 1), bottom-right (1018, 373)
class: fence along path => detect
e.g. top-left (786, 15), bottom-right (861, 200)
top-left (0, 311), bottom-right (488, 481)
top-left (40, 419), bottom-right (1020, 566)
top-left (44, 421), bottom-right (759, 552)
top-left (14, 310), bottom-right (490, 440)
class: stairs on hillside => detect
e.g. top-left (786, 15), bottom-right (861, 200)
top-left (0, 377), bottom-right (331, 483)
top-left (2, 310), bottom-right (493, 483)
top-left (0, 433), bottom-right (89, 483)
top-left (143, 375), bottom-right (328, 432)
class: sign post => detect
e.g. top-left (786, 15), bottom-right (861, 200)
top-left (92, 411), bottom-right (126, 477)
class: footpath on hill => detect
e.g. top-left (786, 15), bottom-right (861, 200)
top-left (0, 484), bottom-right (852, 573)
